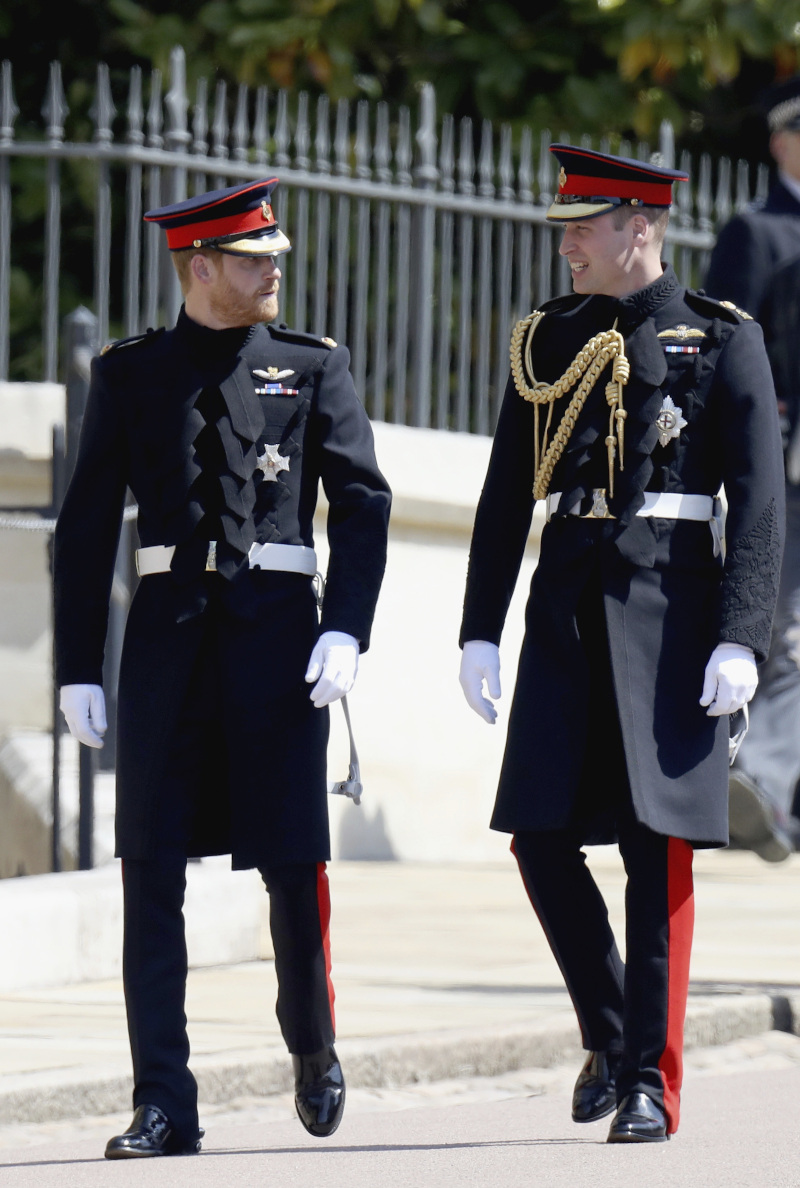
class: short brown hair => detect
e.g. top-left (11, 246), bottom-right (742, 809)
top-left (170, 246), bottom-right (222, 295)
top-left (610, 203), bottom-right (670, 249)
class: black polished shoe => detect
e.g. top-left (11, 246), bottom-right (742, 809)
top-left (293, 1045), bottom-right (346, 1137)
top-left (607, 1092), bottom-right (669, 1143)
top-left (104, 1105), bottom-right (202, 1159)
top-left (571, 1050), bottom-right (621, 1122)
top-left (729, 769), bottom-right (792, 863)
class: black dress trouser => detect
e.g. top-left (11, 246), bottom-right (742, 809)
top-left (508, 567), bottom-right (695, 1135)
top-left (512, 815), bottom-right (693, 1134)
top-left (121, 857), bottom-right (336, 1143)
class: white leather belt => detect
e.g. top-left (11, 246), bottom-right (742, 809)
top-left (136, 541), bottom-right (318, 577)
top-left (545, 490), bottom-right (724, 556)
top-left (546, 490), bottom-right (717, 522)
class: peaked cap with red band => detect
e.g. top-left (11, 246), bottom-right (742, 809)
top-left (547, 144), bottom-right (689, 222)
top-left (144, 177), bottom-right (291, 255)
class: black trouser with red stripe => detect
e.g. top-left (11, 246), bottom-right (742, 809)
top-left (121, 857), bottom-right (336, 1144)
top-left (513, 808), bottom-right (694, 1133)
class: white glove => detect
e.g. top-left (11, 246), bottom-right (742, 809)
top-left (699, 643), bottom-right (758, 717)
top-left (59, 684), bottom-right (107, 748)
top-left (459, 640), bottom-right (501, 724)
top-left (305, 631), bottom-right (359, 707)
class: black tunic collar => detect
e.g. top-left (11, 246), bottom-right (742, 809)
top-left (587, 265), bottom-right (681, 330)
top-left (174, 306), bottom-right (255, 362)
top-left (615, 263), bottom-right (680, 320)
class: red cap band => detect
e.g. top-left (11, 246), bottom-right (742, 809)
top-left (163, 202), bottom-right (277, 250)
top-left (559, 172), bottom-right (674, 206)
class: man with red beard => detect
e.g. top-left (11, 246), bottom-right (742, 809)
top-left (459, 145), bottom-right (784, 1142)
top-left (54, 178), bottom-right (391, 1157)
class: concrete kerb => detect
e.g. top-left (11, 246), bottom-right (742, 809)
top-left (0, 993), bottom-right (782, 1126)
top-left (0, 860), bottom-right (270, 993)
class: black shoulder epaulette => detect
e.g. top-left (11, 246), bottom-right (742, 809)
top-left (684, 290), bottom-right (752, 323)
top-left (268, 323), bottom-right (337, 349)
top-left (100, 326), bottom-right (166, 356)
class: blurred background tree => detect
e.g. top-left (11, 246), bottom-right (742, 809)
top-left (4, 0), bottom-right (800, 152)
top-left (106, 0), bottom-right (800, 155)
top-left (104, 0), bottom-right (798, 158)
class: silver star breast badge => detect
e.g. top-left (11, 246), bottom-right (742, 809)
top-left (256, 443), bottom-right (290, 481)
top-left (656, 395), bottom-right (687, 448)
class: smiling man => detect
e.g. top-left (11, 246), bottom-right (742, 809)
top-left (459, 145), bottom-right (784, 1143)
top-left (53, 178), bottom-right (391, 1158)
top-left (558, 202), bottom-right (669, 297)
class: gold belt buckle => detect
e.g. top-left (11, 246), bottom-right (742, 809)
top-left (205, 540), bottom-right (218, 571)
top-left (580, 489), bottom-right (616, 519)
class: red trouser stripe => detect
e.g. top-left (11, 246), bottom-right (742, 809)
top-left (316, 862), bottom-right (336, 1033)
top-left (659, 837), bottom-right (694, 1133)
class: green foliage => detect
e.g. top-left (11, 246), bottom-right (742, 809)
top-left (94, 0), bottom-right (800, 144)
top-left (5, 0), bottom-right (800, 145)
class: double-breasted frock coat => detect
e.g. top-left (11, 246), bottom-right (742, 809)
top-left (461, 266), bottom-right (785, 849)
top-left (54, 311), bottom-right (391, 869)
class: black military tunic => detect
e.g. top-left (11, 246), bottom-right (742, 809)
top-left (705, 177), bottom-right (800, 479)
top-left (54, 309), bottom-right (391, 868)
top-left (705, 178), bottom-right (800, 318)
top-left (706, 180), bottom-right (800, 840)
top-left (461, 266), bottom-right (785, 847)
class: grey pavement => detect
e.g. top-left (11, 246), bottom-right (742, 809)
top-left (0, 850), bottom-right (798, 1169)
top-left (1, 1059), bottom-right (799, 1185)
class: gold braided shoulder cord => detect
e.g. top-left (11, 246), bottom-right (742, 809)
top-left (509, 312), bottom-right (630, 501)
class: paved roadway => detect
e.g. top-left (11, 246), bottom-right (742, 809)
top-left (0, 851), bottom-right (797, 1182)
top-left (1, 1057), bottom-right (799, 1186)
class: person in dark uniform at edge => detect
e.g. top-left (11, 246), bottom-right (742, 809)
top-left (459, 145), bottom-right (784, 1143)
top-left (705, 74), bottom-right (800, 861)
top-left (53, 178), bottom-right (391, 1158)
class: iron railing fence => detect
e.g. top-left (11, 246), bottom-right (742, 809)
top-left (0, 48), bottom-right (770, 435)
